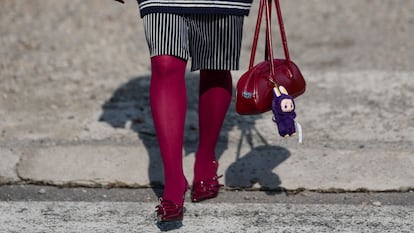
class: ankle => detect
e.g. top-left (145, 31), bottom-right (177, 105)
top-left (163, 177), bottom-right (188, 205)
top-left (193, 159), bottom-right (219, 183)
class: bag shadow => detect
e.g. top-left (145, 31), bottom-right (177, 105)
top-left (225, 145), bottom-right (290, 192)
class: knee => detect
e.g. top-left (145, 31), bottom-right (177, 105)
top-left (151, 55), bottom-right (187, 78)
top-left (199, 70), bottom-right (233, 94)
top-left (200, 70), bottom-right (231, 79)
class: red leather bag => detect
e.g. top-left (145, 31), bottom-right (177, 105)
top-left (236, 0), bottom-right (306, 115)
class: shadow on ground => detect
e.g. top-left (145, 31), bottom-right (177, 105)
top-left (226, 145), bottom-right (290, 192)
top-left (99, 72), bottom-right (290, 197)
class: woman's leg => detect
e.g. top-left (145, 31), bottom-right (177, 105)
top-left (194, 70), bottom-right (232, 183)
top-left (150, 55), bottom-right (188, 205)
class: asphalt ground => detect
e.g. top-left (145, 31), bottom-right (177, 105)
top-left (0, 185), bottom-right (413, 232)
top-left (1, 185), bottom-right (414, 206)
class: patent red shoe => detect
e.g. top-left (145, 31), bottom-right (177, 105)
top-left (191, 174), bottom-right (224, 202)
top-left (155, 198), bottom-right (184, 222)
top-left (155, 181), bottom-right (188, 222)
top-left (191, 160), bottom-right (223, 202)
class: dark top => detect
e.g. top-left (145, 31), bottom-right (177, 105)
top-left (137, 0), bottom-right (253, 17)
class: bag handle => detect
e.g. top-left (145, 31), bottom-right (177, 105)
top-left (248, 0), bottom-right (265, 69)
top-left (274, 0), bottom-right (291, 65)
top-left (249, 0), bottom-right (293, 80)
top-left (265, 0), bottom-right (276, 81)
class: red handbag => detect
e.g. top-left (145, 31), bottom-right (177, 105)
top-left (236, 0), bottom-right (306, 115)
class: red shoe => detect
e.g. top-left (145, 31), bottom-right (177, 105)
top-left (191, 175), bottom-right (223, 202)
top-left (191, 160), bottom-right (223, 202)
top-left (155, 180), bottom-right (188, 222)
top-left (155, 198), bottom-right (184, 222)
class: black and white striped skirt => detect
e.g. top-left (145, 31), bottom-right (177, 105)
top-left (143, 13), bottom-right (244, 71)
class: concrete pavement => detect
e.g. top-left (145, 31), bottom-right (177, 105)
top-left (0, 0), bottom-right (413, 191)
top-left (1, 201), bottom-right (413, 232)
top-left (2, 185), bottom-right (414, 232)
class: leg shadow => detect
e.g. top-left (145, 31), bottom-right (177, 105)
top-left (99, 74), bottom-right (164, 196)
top-left (98, 72), bottom-right (212, 197)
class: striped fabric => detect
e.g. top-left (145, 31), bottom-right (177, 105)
top-left (143, 13), bottom-right (244, 71)
top-left (137, 0), bottom-right (252, 17)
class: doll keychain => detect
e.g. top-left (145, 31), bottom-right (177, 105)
top-left (271, 85), bottom-right (303, 143)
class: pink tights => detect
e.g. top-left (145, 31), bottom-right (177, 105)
top-left (150, 55), bottom-right (232, 205)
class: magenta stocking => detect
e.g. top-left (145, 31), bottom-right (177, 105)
top-left (194, 70), bottom-right (232, 183)
top-left (150, 55), bottom-right (188, 205)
